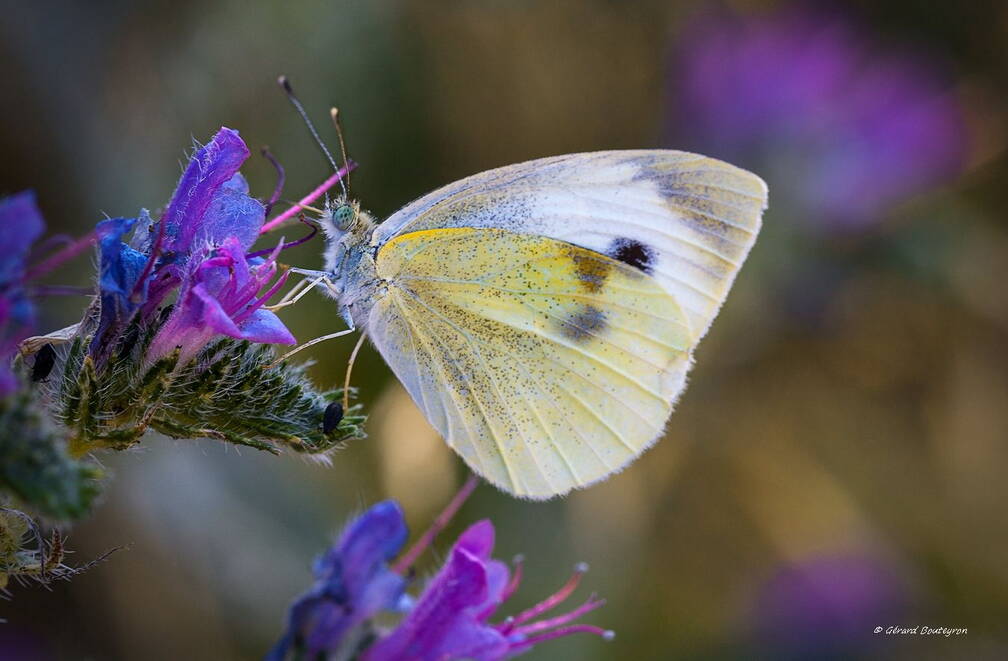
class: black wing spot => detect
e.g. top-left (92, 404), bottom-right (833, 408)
top-left (609, 238), bottom-right (655, 275)
top-left (558, 305), bottom-right (607, 342)
top-left (323, 401), bottom-right (344, 434)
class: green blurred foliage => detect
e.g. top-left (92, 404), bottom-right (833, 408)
top-left (2, 1), bottom-right (1007, 659)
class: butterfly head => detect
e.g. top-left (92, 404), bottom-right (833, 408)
top-left (325, 199), bottom-right (358, 233)
top-left (319, 198), bottom-right (377, 276)
top-left (320, 198), bottom-right (369, 238)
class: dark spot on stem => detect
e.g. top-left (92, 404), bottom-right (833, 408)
top-left (323, 401), bottom-right (344, 434)
top-left (31, 344), bottom-right (56, 382)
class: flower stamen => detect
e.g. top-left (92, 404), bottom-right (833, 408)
top-left (260, 147), bottom-right (286, 217)
top-left (511, 595), bottom-right (605, 637)
top-left (503, 562), bottom-right (589, 630)
top-left (247, 215), bottom-right (318, 259)
top-left (518, 624), bottom-right (615, 648)
top-left (501, 554), bottom-right (524, 602)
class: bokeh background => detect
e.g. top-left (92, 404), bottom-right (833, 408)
top-left (3, 0), bottom-right (1008, 659)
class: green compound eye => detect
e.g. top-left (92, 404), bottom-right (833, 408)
top-left (330, 204), bottom-right (355, 230)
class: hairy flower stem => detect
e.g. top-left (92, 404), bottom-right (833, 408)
top-left (50, 315), bottom-right (365, 457)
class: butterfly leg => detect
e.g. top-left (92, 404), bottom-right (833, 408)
top-left (289, 267), bottom-right (332, 278)
top-left (265, 273), bottom-right (327, 311)
top-left (339, 305), bottom-right (355, 333)
top-left (265, 327), bottom-right (357, 368)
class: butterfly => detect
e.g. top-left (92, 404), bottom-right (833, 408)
top-left (306, 150), bottom-right (766, 499)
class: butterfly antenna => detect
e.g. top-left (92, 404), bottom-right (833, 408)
top-left (330, 107), bottom-right (353, 198)
top-left (277, 75), bottom-right (348, 199)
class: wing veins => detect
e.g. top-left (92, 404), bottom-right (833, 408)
top-left (398, 276), bottom-right (695, 328)
top-left (418, 286), bottom-right (675, 387)
top-left (400, 287), bottom-right (556, 495)
top-left (388, 292), bottom-right (496, 484)
top-left (405, 285), bottom-right (668, 426)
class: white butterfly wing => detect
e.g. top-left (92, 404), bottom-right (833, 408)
top-left (373, 150), bottom-right (767, 341)
top-left (365, 151), bottom-right (766, 498)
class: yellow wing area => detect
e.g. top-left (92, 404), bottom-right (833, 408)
top-left (367, 227), bottom-right (693, 499)
top-left (373, 150), bottom-right (767, 343)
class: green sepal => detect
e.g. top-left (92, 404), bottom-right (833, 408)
top-left (49, 317), bottom-right (366, 457)
top-left (0, 387), bottom-right (103, 520)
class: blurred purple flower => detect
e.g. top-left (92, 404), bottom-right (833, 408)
top-left (272, 478), bottom-right (612, 661)
top-left (91, 127), bottom-right (295, 364)
top-left (752, 553), bottom-right (905, 658)
top-left (268, 501), bottom-right (410, 661)
top-left (0, 191), bottom-right (45, 395)
top-left (672, 8), bottom-right (968, 230)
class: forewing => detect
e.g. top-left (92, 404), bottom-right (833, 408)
top-left (373, 150), bottom-right (767, 342)
top-left (368, 227), bottom-right (692, 499)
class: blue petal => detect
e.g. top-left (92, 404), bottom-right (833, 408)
top-left (235, 309), bottom-right (295, 345)
top-left (195, 173), bottom-right (265, 252)
top-left (328, 501), bottom-right (409, 585)
top-left (89, 217), bottom-right (150, 357)
top-left (270, 502), bottom-right (410, 660)
top-left (128, 208), bottom-right (156, 252)
top-left (97, 218), bottom-right (146, 297)
top-left (160, 127), bottom-right (251, 259)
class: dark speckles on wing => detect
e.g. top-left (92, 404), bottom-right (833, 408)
top-left (608, 238), bottom-right (655, 275)
top-left (631, 158), bottom-right (761, 263)
top-left (557, 305), bottom-right (607, 342)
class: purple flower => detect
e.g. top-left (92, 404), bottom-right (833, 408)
top-left (91, 127), bottom-right (295, 364)
top-left (752, 553), bottom-right (906, 657)
top-left (143, 132), bottom-right (265, 313)
top-left (671, 8), bottom-right (968, 230)
top-left (272, 478), bottom-right (612, 661)
top-left (146, 236), bottom-right (293, 366)
top-left (160, 130), bottom-right (261, 257)
top-left (268, 501), bottom-right (410, 661)
top-left (364, 520), bottom-right (610, 661)
top-left (0, 191), bottom-right (45, 395)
